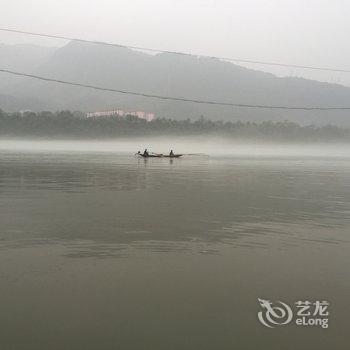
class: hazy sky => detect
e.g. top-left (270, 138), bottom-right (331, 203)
top-left (0, 0), bottom-right (349, 85)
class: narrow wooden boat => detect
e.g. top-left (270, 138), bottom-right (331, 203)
top-left (138, 154), bottom-right (183, 158)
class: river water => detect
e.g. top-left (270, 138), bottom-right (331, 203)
top-left (0, 144), bottom-right (349, 349)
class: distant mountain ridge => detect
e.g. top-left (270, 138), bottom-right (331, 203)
top-left (1, 41), bottom-right (350, 126)
top-left (0, 44), bottom-right (55, 92)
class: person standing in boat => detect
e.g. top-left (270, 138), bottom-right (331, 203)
top-left (143, 149), bottom-right (149, 157)
top-left (169, 150), bottom-right (175, 157)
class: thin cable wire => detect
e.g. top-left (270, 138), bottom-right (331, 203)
top-left (1, 68), bottom-right (350, 110)
top-left (0, 27), bottom-right (349, 74)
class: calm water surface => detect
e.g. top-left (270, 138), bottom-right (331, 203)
top-left (0, 150), bottom-right (349, 349)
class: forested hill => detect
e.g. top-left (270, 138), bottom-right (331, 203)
top-left (1, 41), bottom-right (350, 126)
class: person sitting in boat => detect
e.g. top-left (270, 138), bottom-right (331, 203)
top-left (169, 150), bottom-right (175, 156)
top-left (143, 149), bottom-right (149, 157)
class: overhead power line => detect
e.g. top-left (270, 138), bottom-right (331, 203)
top-left (0, 27), bottom-right (349, 74)
top-left (1, 68), bottom-right (350, 111)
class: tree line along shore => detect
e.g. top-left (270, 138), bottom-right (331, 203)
top-left (0, 110), bottom-right (349, 141)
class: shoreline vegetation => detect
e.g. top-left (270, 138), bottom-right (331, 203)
top-left (0, 110), bottom-right (350, 141)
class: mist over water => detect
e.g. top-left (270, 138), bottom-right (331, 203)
top-left (1, 138), bottom-right (350, 158)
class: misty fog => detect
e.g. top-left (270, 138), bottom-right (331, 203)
top-left (1, 138), bottom-right (350, 158)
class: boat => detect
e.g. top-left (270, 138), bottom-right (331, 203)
top-left (138, 153), bottom-right (183, 158)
